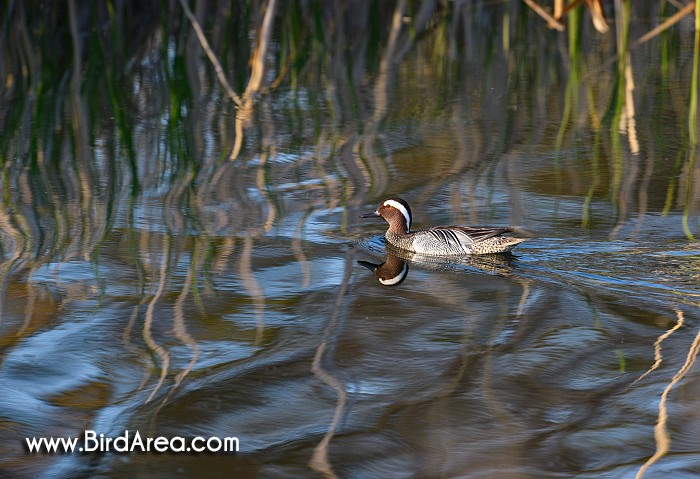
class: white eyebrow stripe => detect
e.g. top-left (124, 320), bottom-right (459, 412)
top-left (382, 199), bottom-right (411, 232)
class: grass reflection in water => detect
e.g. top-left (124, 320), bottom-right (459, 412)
top-left (1, 1), bottom-right (700, 478)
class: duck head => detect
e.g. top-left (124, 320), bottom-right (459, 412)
top-left (360, 197), bottom-right (412, 235)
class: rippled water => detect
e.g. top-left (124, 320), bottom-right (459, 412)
top-left (2, 2), bottom-right (700, 478)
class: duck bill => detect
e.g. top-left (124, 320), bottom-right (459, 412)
top-left (360, 210), bottom-right (380, 218)
top-left (357, 260), bottom-right (379, 271)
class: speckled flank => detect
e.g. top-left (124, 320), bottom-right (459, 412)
top-left (387, 231), bottom-right (525, 255)
top-left (469, 237), bottom-right (527, 254)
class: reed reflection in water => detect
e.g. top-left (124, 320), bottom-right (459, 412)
top-left (1, 1), bottom-right (700, 478)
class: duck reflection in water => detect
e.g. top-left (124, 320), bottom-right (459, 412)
top-left (358, 249), bottom-right (519, 286)
top-left (358, 253), bottom-right (410, 286)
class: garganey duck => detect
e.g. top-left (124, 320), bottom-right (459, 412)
top-left (361, 197), bottom-right (526, 255)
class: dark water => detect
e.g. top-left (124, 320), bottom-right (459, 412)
top-left (1, 2), bottom-right (700, 478)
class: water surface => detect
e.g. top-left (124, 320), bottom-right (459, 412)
top-left (1, 2), bottom-right (700, 478)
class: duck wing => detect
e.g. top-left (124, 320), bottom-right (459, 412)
top-left (425, 226), bottom-right (514, 245)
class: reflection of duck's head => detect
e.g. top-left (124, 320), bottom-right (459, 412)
top-left (358, 253), bottom-right (409, 286)
top-left (361, 196), bottom-right (526, 255)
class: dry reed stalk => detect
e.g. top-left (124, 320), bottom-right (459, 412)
top-left (177, 0), bottom-right (242, 107)
top-left (637, 2), bottom-right (695, 45)
top-left (635, 312), bottom-right (700, 479)
top-left (523, 0), bottom-right (566, 31)
top-left (584, 0), bottom-right (608, 32)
